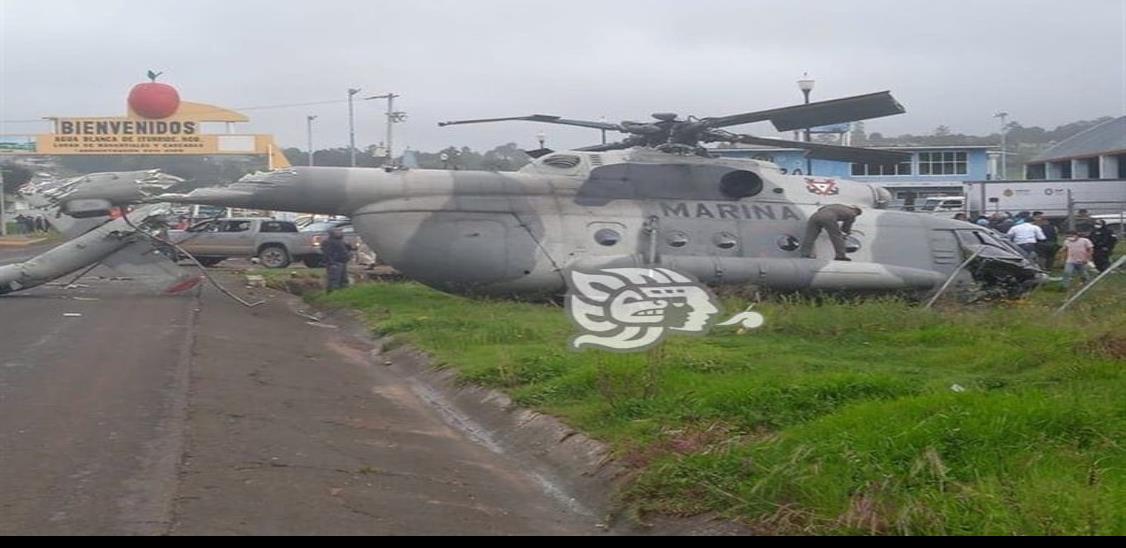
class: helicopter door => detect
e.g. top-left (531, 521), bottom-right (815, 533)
top-left (930, 230), bottom-right (962, 274)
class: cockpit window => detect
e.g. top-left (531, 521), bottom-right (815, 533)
top-left (719, 170), bottom-right (764, 200)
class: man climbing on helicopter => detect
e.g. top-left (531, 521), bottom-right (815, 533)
top-left (800, 204), bottom-right (863, 262)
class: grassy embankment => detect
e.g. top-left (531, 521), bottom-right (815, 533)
top-left (280, 251), bottom-right (1125, 535)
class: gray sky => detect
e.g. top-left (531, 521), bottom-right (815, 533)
top-left (2, 0), bottom-right (1125, 153)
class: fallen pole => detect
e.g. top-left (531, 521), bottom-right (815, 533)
top-left (1055, 255), bottom-right (1126, 316)
top-left (925, 248), bottom-right (985, 310)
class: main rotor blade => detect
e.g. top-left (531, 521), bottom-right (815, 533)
top-left (439, 115), bottom-right (623, 132)
top-left (715, 133), bottom-right (912, 164)
top-left (574, 141), bottom-right (634, 152)
top-left (702, 91), bottom-right (906, 132)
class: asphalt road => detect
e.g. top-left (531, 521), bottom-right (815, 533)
top-left (0, 251), bottom-right (600, 535)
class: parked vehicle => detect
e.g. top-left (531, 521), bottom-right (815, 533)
top-left (964, 180), bottom-right (1126, 220)
top-left (168, 218), bottom-right (325, 268)
top-left (1092, 212), bottom-right (1126, 235)
top-left (917, 196), bottom-right (966, 218)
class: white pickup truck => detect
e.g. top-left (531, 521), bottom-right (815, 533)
top-left (168, 218), bottom-right (326, 268)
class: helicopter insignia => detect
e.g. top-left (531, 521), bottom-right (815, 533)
top-left (805, 178), bottom-right (841, 196)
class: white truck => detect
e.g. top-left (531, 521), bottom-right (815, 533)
top-left (964, 180), bottom-right (1126, 220)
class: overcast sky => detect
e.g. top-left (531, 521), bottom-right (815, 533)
top-left (2, 0), bottom-right (1125, 153)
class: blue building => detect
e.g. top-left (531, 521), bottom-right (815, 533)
top-left (711, 145), bottom-right (997, 209)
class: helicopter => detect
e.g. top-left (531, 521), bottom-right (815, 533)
top-left (154, 91), bottom-right (1043, 299)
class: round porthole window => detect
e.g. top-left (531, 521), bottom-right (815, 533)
top-left (777, 235), bottom-right (801, 252)
top-left (594, 228), bottom-right (622, 247)
top-left (714, 232), bottom-right (738, 250)
top-left (719, 170), bottom-right (764, 200)
top-left (666, 232), bottom-right (689, 248)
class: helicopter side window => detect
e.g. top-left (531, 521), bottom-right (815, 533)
top-left (594, 229), bottom-right (621, 247)
top-left (714, 233), bottom-right (738, 250)
top-left (777, 235), bottom-right (800, 252)
top-left (666, 232), bottom-right (689, 248)
top-left (719, 171), bottom-right (764, 200)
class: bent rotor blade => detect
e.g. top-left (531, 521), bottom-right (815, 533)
top-left (703, 91), bottom-right (906, 132)
top-left (717, 133), bottom-right (912, 164)
top-left (438, 115), bottom-right (623, 132)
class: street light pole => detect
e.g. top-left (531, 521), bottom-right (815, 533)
top-left (306, 115), bottom-right (318, 167)
top-left (994, 111), bottom-right (1010, 180)
top-left (0, 167), bottom-right (6, 237)
top-left (348, 88), bottom-right (362, 167)
top-left (797, 73), bottom-right (816, 176)
top-left (366, 93), bottom-right (404, 165)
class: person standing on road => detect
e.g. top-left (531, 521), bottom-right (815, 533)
top-left (800, 204), bottom-right (862, 262)
top-left (322, 228), bottom-right (353, 293)
top-left (1060, 230), bottom-right (1096, 289)
top-left (1090, 220), bottom-right (1119, 273)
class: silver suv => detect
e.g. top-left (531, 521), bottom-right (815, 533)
top-left (169, 218), bottom-right (325, 268)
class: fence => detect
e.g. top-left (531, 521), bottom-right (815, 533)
top-left (1067, 192), bottom-right (1126, 238)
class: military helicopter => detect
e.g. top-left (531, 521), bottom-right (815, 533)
top-left (159, 90), bottom-right (1043, 299)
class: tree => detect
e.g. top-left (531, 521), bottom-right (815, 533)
top-left (933, 125), bottom-right (952, 137)
top-left (1, 163), bottom-right (33, 194)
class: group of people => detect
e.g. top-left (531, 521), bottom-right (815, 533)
top-left (9, 214), bottom-right (49, 235)
top-left (969, 210), bottom-right (1119, 288)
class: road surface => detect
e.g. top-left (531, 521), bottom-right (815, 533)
top-left (0, 251), bottom-right (601, 535)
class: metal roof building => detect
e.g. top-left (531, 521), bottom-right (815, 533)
top-left (1026, 116), bottom-right (1126, 180)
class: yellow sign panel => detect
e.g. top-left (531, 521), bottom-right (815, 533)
top-left (2, 100), bottom-right (290, 168)
top-left (38, 131), bottom-right (274, 156)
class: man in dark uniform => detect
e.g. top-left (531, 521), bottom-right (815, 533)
top-left (1090, 220), bottom-right (1119, 273)
top-left (800, 204), bottom-right (862, 261)
top-left (322, 228), bottom-right (353, 293)
top-left (1034, 216), bottom-right (1060, 271)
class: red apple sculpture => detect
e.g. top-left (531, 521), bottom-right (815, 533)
top-left (128, 71), bottom-right (181, 119)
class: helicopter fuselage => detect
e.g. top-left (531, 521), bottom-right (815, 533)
top-left (175, 149), bottom-right (1042, 297)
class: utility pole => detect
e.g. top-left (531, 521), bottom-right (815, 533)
top-left (798, 73), bottom-right (816, 176)
top-left (306, 115), bottom-right (317, 167)
top-left (366, 93), bottom-right (404, 165)
top-left (994, 112), bottom-right (1010, 180)
top-left (348, 88), bottom-right (362, 167)
top-left (0, 167), bottom-right (6, 237)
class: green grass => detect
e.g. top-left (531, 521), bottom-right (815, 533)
top-left (308, 254), bottom-right (1126, 535)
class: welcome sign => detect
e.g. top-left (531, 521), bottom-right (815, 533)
top-left (2, 73), bottom-right (291, 168)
